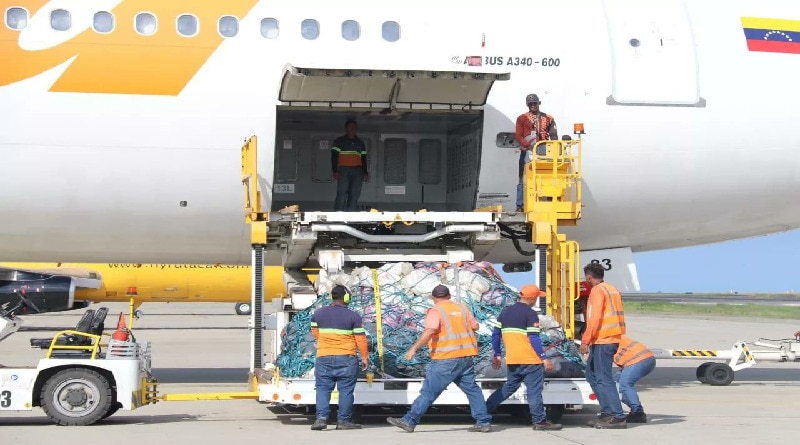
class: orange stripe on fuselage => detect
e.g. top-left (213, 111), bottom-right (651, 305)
top-left (0, 0), bottom-right (259, 95)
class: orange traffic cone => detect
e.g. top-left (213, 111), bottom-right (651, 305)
top-left (111, 312), bottom-right (129, 341)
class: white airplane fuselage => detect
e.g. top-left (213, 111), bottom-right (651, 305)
top-left (1, 0), bottom-right (799, 267)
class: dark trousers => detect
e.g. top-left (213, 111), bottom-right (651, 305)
top-left (486, 363), bottom-right (546, 423)
top-left (314, 355), bottom-right (359, 423)
top-left (402, 357), bottom-right (492, 427)
top-left (615, 356), bottom-right (656, 413)
top-left (585, 343), bottom-right (625, 419)
top-left (335, 166), bottom-right (364, 211)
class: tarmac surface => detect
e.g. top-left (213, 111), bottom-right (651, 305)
top-left (623, 293), bottom-right (800, 306)
top-left (2, 302), bottom-right (800, 444)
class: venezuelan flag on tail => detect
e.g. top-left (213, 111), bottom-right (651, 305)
top-left (741, 17), bottom-right (800, 54)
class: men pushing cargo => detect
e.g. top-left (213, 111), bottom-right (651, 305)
top-left (310, 285), bottom-right (369, 431)
top-left (485, 284), bottom-right (563, 431)
top-left (612, 335), bottom-right (656, 424)
top-left (387, 284), bottom-right (493, 433)
top-left (580, 262), bottom-right (629, 429)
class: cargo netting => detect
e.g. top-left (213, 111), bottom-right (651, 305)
top-left (275, 261), bottom-right (585, 379)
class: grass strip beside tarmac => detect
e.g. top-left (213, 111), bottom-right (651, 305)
top-left (625, 302), bottom-right (800, 319)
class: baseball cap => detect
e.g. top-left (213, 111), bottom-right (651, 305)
top-left (520, 284), bottom-right (546, 298)
top-left (525, 93), bottom-right (540, 104)
top-left (431, 284), bottom-right (451, 297)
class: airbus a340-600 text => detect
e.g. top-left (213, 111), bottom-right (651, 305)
top-left (452, 55), bottom-right (561, 67)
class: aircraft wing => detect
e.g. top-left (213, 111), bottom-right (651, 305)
top-left (0, 264), bottom-right (103, 314)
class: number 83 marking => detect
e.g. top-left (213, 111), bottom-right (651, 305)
top-left (590, 259), bottom-right (612, 271)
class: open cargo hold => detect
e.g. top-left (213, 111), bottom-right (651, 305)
top-left (271, 67), bottom-right (510, 212)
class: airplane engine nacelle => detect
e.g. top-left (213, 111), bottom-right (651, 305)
top-left (0, 275), bottom-right (76, 314)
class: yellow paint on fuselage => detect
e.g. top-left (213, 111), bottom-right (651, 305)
top-left (0, 262), bottom-right (310, 305)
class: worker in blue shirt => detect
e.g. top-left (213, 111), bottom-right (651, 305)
top-left (485, 284), bottom-right (562, 430)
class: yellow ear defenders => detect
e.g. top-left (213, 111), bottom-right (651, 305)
top-left (332, 285), bottom-right (352, 304)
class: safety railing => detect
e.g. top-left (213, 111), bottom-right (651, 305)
top-left (522, 139), bottom-right (582, 224)
top-left (554, 239), bottom-right (580, 340)
top-left (45, 330), bottom-right (102, 359)
top-left (241, 135), bottom-right (265, 223)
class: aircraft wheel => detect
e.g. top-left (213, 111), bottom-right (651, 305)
top-left (235, 302), bottom-right (252, 315)
top-left (41, 368), bottom-right (113, 426)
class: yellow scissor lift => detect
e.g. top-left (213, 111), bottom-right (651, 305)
top-left (521, 126), bottom-right (585, 341)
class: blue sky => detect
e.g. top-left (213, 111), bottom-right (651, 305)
top-left (497, 229), bottom-right (800, 294)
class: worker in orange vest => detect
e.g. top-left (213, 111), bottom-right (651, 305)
top-left (485, 284), bottom-right (562, 431)
top-left (387, 284), bottom-right (493, 433)
top-left (580, 263), bottom-right (628, 429)
top-left (309, 285), bottom-right (369, 431)
top-left (613, 335), bottom-right (656, 424)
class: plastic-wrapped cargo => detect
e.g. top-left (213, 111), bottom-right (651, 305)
top-left (275, 261), bottom-right (586, 379)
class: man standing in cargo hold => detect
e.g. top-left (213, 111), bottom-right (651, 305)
top-left (386, 284), bottom-right (493, 433)
top-left (515, 94), bottom-right (558, 212)
top-left (580, 263), bottom-right (628, 429)
top-left (332, 119), bottom-right (369, 211)
top-left (485, 284), bottom-right (563, 431)
top-left (310, 285), bottom-right (369, 431)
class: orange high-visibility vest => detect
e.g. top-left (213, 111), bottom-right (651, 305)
top-left (429, 301), bottom-right (479, 360)
top-left (614, 336), bottom-right (654, 367)
top-left (596, 282), bottom-right (626, 340)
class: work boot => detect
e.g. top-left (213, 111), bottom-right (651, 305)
top-left (533, 420), bottom-right (563, 431)
top-left (586, 412), bottom-right (611, 427)
top-left (467, 424), bottom-right (492, 432)
top-left (336, 421), bottom-right (363, 430)
top-left (386, 417), bottom-right (415, 432)
top-left (310, 419), bottom-right (327, 430)
top-left (596, 416), bottom-right (627, 429)
top-left (626, 411), bottom-right (647, 423)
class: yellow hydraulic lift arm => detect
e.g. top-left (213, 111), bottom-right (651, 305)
top-left (242, 135), bottom-right (269, 244)
top-left (521, 125), bottom-right (585, 340)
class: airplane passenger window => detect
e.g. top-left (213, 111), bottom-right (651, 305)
top-left (93, 11), bottom-right (114, 33)
top-left (50, 9), bottom-right (71, 31)
top-left (301, 19), bottom-right (319, 40)
top-left (218, 16), bottom-right (239, 38)
top-left (5, 7), bottom-right (28, 30)
top-left (260, 18), bottom-right (279, 39)
top-left (177, 14), bottom-right (198, 37)
top-left (382, 21), bottom-right (400, 42)
top-left (135, 12), bottom-right (157, 35)
top-left (341, 20), bottom-right (360, 41)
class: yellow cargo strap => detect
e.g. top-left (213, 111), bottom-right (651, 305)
top-left (372, 269), bottom-right (385, 374)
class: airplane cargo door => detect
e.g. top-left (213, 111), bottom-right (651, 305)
top-left (273, 66), bottom-right (509, 212)
top-left (603, 0), bottom-right (704, 107)
top-left (446, 121), bottom-right (482, 211)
